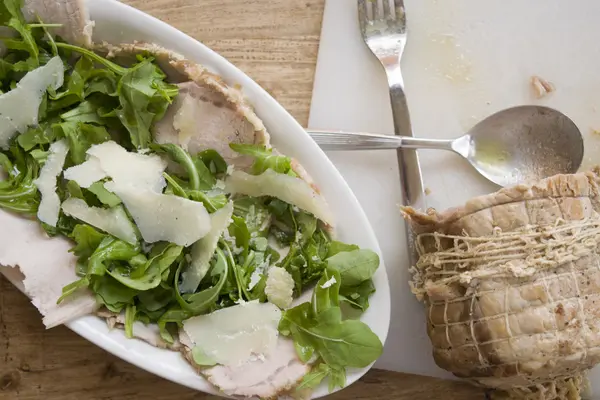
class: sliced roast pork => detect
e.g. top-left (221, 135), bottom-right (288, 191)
top-left (0, 211), bottom-right (98, 328)
top-left (403, 168), bottom-right (600, 399)
top-left (202, 338), bottom-right (310, 399)
top-left (180, 301), bottom-right (310, 399)
top-left (153, 81), bottom-right (265, 168)
top-left (23, 0), bottom-right (94, 47)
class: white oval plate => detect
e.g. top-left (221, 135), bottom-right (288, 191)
top-left (2, 0), bottom-right (391, 397)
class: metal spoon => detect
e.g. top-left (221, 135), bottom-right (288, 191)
top-left (307, 105), bottom-right (584, 187)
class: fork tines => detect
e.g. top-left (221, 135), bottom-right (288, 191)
top-left (360, 0), bottom-right (401, 22)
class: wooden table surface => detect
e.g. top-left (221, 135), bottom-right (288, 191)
top-left (0, 0), bottom-right (484, 399)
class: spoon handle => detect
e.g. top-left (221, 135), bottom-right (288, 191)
top-left (306, 129), bottom-right (455, 151)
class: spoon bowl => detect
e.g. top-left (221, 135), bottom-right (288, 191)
top-left (459, 105), bottom-right (584, 187)
top-left (307, 105), bottom-right (584, 187)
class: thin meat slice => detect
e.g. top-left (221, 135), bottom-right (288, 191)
top-left (23, 0), bottom-right (94, 47)
top-left (0, 210), bottom-right (98, 328)
top-left (204, 338), bottom-right (309, 399)
top-left (153, 81), bottom-right (264, 168)
top-left (181, 335), bottom-right (309, 399)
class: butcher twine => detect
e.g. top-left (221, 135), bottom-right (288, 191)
top-left (410, 217), bottom-right (600, 400)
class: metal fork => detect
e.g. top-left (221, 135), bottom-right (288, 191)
top-left (357, 0), bottom-right (424, 259)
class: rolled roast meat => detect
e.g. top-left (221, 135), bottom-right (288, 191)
top-left (403, 168), bottom-right (600, 400)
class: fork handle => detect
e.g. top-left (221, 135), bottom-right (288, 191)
top-left (306, 129), bottom-right (455, 151)
top-left (388, 81), bottom-right (426, 209)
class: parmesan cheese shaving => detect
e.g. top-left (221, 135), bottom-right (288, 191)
top-left (0, 56), bottom-right (65, 149)
top-left (34, 139), bottom-right (69, 227)
top-left (264, 267), bottom-right (294, 309)
top-left (105, 182), bottom-right (211, 246)
top-left (61, 198), bottom-right (138, 244)
top-left (182, 301), bottom-right (281, 367)
top-left (63, 157), bottom-right (107, 188)
top-left (225, 169), bottom-right (334, 226)
top-left (172, 93), bottom-right (197, 151)
top-left (181, 201), bottom-right (234, 293)
top-left (320, 276), bottom-right (337, 289)
top-left (87, 141), bottom-right (167, 192)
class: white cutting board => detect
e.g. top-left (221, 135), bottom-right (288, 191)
top-left (308, 0), bottom-right (600, 390)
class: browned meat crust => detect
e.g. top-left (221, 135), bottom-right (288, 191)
top-left (403, 167), bottom-right (600, 399)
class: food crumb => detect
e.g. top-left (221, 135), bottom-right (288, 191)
top-left (591, 128), bottom-right (600, 136)
top-left (424, 187), bottom-right (432, 196)
top-left (530, 75), bottom-right (555, 99)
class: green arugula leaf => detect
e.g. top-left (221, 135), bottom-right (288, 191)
top-left (124, 303), bottom-right (136, 338)
top-left (280, 269), bottom-right (383, 382)
top-left (248, 272), bottom-right (268, 302)
top-left (85, 71), bottom-right (118, 97)
top-left (157, 307), bottom-right (192, 343)
top-left (56, 276), bottom-right (90, 304)
top-left (87, 181), bottom-right (122, 207)
top-left (227, 215), bottom-right (250, 258)
top-left (0, 148), bottom-right (40, 215)
top-left (328, 366), bottom-right (346, 392)
top-left (87, 237), bottom-right (141, 276)
top-left (188, 190), bottom-right (227, 213)
top-left (55, 42), bottom-right (127, 75)
top-left (92, 275), bottom-right (138, 313)
top-left (339, 279), bottom-right (375, 312)
top-left (17, 120), bottom-right (59, 151)
top-left (60, 100), bottom-right (105, 124)
top-left (191, 347), bottom-right (217, 367)
top-left (326, 249), bottom-right (379, 286)
top-left (233, 196), bottom-right (271, 235)
top-left (327, 241), bottom-right (359, 258)
top-left (229, 143), bottom-right (291, 175)
top-left (295, 363), bottom-right (331, 391)
top-left (193, 158), bottom-right (217, 190)
top-left (175, 247), bottom-right (229, 314)
top-left (296, 212), bottom-right (317, 246)
top-left (290, 323), bottom-right (316, 363)
top-left (116, 59), bottom-right (177, 149)
top-left (279, 302), bottom-right (312, 336)
top-left (312, 269), bottom-right (341, 316)
top-left (0, 0), bottom-right (11, 24)
top-left (54, 121), bottom-right (111, 165)
top-left (150, 143), bottom-right (201, 190)
top-left (162, 173), bottom-right (188, 199)
top-left (310, 319), bottom-right (383, 368)
top-left (0, 58), bottom-right (13, 81)
top-left (69, 224), bottom-right (107, 259)
top-left (282, 303), bottom-right (382, 368)
top-left (108, 244), bottom-right (182, 291)
top-left (49, 55), bottom-right (93, 110)
top-left (196, 149), bottom-right (227, 175)
top-left (4, 0), bottom-right (39, 68)
top-left (137, 286), bottom-right (173, 312)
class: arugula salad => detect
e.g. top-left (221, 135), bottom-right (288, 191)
top-left (0, 0), bottom-right (384, 397)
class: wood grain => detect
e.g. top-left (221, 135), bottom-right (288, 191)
top-left (0, 0), bottom-right (484, 398)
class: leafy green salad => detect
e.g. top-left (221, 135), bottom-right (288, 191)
top-left (0, 0), bottom-right (384, 395)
